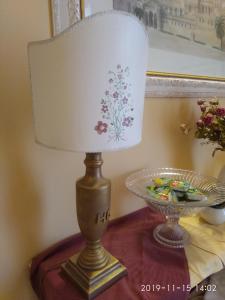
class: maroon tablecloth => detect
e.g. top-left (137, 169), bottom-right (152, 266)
top-left (30, 207), bottom-right (190, 300)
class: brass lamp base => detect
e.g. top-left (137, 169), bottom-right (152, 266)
top-left (61, 153), bottom-right (127, 299)
top-left (62, 250), bottom-right (127, 299)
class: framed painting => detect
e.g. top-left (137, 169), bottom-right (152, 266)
top-left (50, 0), bottom-right (225, 97)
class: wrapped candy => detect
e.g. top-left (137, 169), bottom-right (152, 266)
top-left (186, 188), bottom-right (207, 201)
top-left (169, 180), bottom-right (190, 192)
top-left (147, 185), bottom-right (170, 200)
top-left (153, 177), bottom-right (171, 187)
top-left (147, 177), bottom-right (207, 203)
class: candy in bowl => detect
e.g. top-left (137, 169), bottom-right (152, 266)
top-left (125, 168), bottom-right (225, 248)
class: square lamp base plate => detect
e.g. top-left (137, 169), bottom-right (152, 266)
top-left (61, 251), bottom-right (127, 299)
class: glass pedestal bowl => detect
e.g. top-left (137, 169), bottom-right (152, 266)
top-left (125, 168), bottom-right (225, 248)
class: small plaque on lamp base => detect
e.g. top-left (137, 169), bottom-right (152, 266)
top-left (61, 251), bottom-right (127, 299)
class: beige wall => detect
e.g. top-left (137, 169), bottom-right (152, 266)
top-left (1, 1), bottom-right (225, 300)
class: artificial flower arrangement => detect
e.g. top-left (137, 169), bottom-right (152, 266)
top-left (181, 98), bottom-right (225, 157)
top-left (180, 98), bottom-right (225, 214)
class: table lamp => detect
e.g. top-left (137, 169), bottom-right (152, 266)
top-left (28, 11), bottom-right (148, 299)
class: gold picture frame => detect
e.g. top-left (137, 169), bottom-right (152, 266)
top-left (50, 0), bottom-right (225, 97)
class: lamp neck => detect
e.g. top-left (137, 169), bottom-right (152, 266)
top-left (84, 153), bottom-right (103, 178)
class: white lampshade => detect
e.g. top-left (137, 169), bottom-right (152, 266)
top-left (28, 11), bottom-right (148, 152)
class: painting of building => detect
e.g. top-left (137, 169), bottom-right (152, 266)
top-left (113, 0), bottom-right (225, 55)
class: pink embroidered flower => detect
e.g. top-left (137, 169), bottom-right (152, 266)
top-left (113, 91), bottom-right (119, 99)
top-left (101, 105), bottom-right (108, 113)
top-left (122, 97), bottom-right (128, 104)
top-left (122, 117), bottom-right (133, 127)
top-left (95, 121), bottom-right (108, 134)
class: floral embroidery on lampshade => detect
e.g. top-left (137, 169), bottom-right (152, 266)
top-left (94, 64), bottom-right (134, 142)
top-left (94, 121), bottom-right (108, 135)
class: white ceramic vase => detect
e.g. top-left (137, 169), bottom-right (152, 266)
top-left (199, 166), bottom-right (225, 225)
